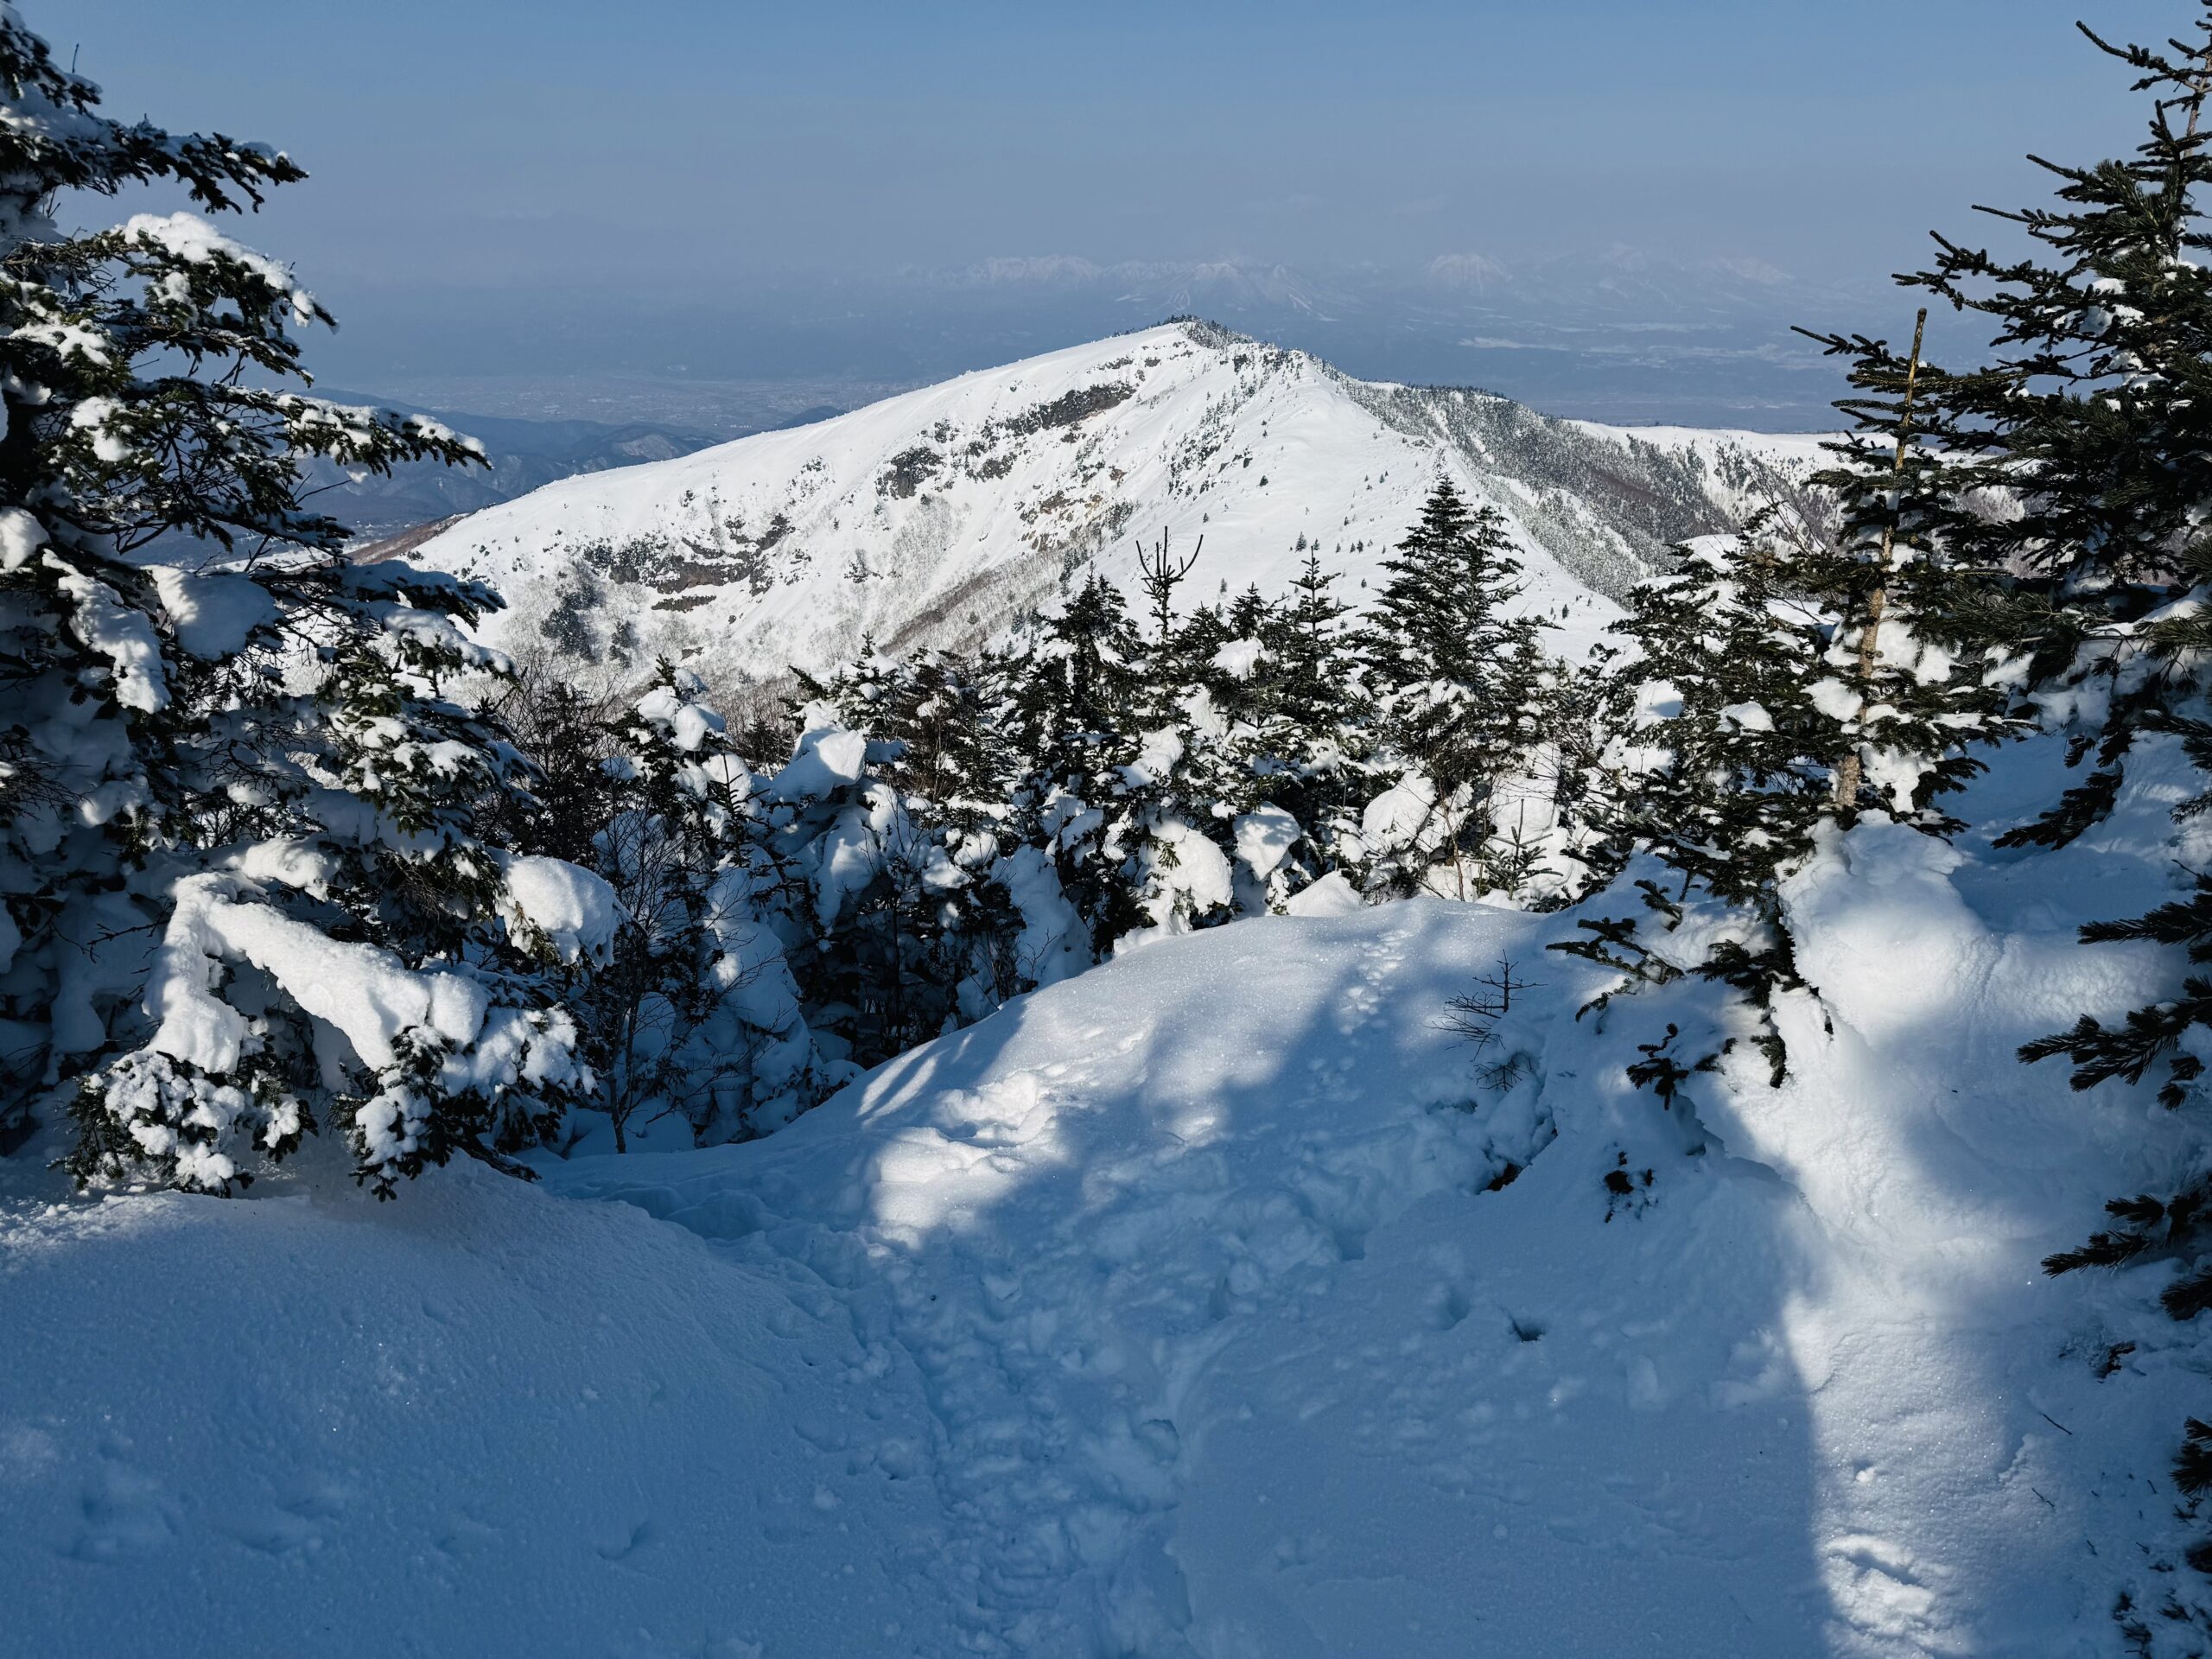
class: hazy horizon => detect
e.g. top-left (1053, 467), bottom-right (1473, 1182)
top-left (53, 0), bottom-right (2193, 427)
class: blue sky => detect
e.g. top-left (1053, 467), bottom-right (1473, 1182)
top-left (57, 1), bottom-right (2184, 285)
top-left (41, 1), bottom-right (2200, 411)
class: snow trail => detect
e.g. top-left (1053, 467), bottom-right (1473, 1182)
top-left (556, 906), bottom-right (1552, 1654)
top-left (547, 791), bottom-right (2210, 1657)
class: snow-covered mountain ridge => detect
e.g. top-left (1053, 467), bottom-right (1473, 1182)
top-left (407, 320), bottom-right (1829, 691)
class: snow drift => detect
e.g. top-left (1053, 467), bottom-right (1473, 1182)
top-left (4, 728), bottom-right (2203, 1656)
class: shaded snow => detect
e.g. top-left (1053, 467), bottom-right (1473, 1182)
top-left (3, 733), bottom-right (2208, 1656)
top-left (0, 1171), bottom-right (960, 1657)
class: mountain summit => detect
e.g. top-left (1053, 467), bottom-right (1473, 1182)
top-left (407, 321), bottom-right (1825, 692)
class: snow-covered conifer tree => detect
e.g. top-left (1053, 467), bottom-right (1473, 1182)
top-left (1561, 375), bottom-right (2018, 1090)
top-left (1015, 570), bottom-right (1149, 945)
top-left (1610, 516), bottom-right (1841, 908)
top-left (1243, 548), bottom-right (1371, 898)
top-left (872, 650), bottom-right (1016, 831)
top-left (1797, 314), bottom-right (2024, 831)
top-left (574, 668), bottom-right (788, 1146)
top-left (1814, 10), bottom-right (2212, 1590)
top-left (1113, 533), bottom-right (1239, 935)
top-left (0, 10), bottom-right (613, 1193)
top-left (1358, 480), bottom-right (1555, 899)
top-left (1888, 16), bottom-right (2212, 1415)
top-left (1555, 513), bottom-right (1840, 1084)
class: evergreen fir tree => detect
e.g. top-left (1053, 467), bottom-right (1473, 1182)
top-left (1567, 315), bottom-right (2024, 1104)
top-left (1039, 570), bottom-right (1142, 745)
top-left (1172, 599), bottom-right (1238, 712)
top-left (1248, 549), bottom-right (1372, 887)
top-left (1892, 12), bottom-right (2212, 1586)
top-left (1553, 512), bottom-right (1844, 1090)
top-left (871, 648), bottom-right (1036, 1018)
top-left (1526, 640), bottom-right (1634, 902)
top-left (1115, 531), bottom-right (1237, 936)
top-left (1017, 571), bottom-right (1149, 945)
top-left (766, 659), bottom-right (1039, 1069)
top-left (582, 667), bottom-right (779, 1148)
top-left (1193, 585), bottom-right (1278, 732)
top-left (874, 650), bottom-right (1018, 832)
top-left (1801, 11), bottom-right (2212, 859)
top-left (751, 700), bottom-right (908, 1077)
top-left (496, 658), bottom-right (620, 868)
top-left (1359, 479), bottom-right (1554, 899)
top-left (1796, 311), bottom-right (2026, 832)
top-left (1874, 12), bottom-right (2212, 1306)
top-left (1908, 37), bottom-right (2212, 1557)
top-left (1611, 517), bottom-right (1840, 909)
top-left (0, 11), bottom-right (610, 1192)
top-left (1225, 583), bottom-right (1277, 643)
top-left (1269, 549), bottom-right (1364, 754)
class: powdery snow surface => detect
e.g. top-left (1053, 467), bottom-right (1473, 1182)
top-left (6, 734), bottom-right (2209, 1657)
top-left (405, 321), bottom-right (1821, 689)
top-left (0, 1170), bottom-right (962, 1658)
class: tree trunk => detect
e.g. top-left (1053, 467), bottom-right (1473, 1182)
top-left (1834, 307), bottom-right (1928, 811)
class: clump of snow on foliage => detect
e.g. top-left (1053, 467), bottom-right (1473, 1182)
top-left (500, 855), bottom-right (620, 965)
top-left (150, 567), bottom-right (275, 658)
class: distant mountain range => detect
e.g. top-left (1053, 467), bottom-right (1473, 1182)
top-left (397, 320), bottom-right (1833, 702)
top-left (929, 245), bottom-right (1834, 321)
top-left (880, 249), bottom-right (1901, 429)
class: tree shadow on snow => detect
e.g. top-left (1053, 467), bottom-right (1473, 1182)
top-left (550, 899), bottom-right (1837, 1657)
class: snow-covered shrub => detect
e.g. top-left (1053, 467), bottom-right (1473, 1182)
top-left (766, 677), bottom-right (1039, 1071)
top-left (577, 667), bottom-right (823, 1145)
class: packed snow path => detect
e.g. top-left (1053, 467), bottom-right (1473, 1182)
top-left (6, 809), bottom-right (2209, 1656)
top-left (556, 906), bottom-right (1560, 1654)
top-left (540, 851), bottom-right (2196, 1659)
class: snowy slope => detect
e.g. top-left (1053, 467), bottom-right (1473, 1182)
top-left (404, 321), bottom-right (1826, 690)
top-left (0, 1168), bottom-right (971, 1657)
top-left (7, 726), bottom-right (2208, 1657)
